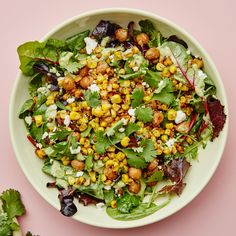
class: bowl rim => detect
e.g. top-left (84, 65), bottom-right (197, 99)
top-left (9, 7), bottom-right (229, 228)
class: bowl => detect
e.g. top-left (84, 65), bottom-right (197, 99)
top-left (9, 8), bottom-right (228, 228)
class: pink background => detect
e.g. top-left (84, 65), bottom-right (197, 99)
top-left (0, 0), bottom-right (235, 235)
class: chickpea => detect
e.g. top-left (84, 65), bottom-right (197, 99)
top-left (104, 168), bottom-right (118, 180)
top-left (128, 167), bottom-right (142, 180)
top-left (152, 111), bottom-right (164, 126)
top-left (115, 28), bottom-right (128, 42)
top-left (128, 181), bottom-right (141, 194)
top-left (136, 33), bottom-right (149, 46)
top-left (79, 76), bottom-right (93, 89)
top-left (147, 159), bottom-right (158, 171)
top-left (96, 61), bottom-right (109, 74)
top-left (79, 66), bottom-right (89, 77)
top-left (71, 160), bottom-right (84, 171)
top-left (175, 121), bottom-right (190, 134)
top-left (145, 48), bottom-right (160, 61)
top-left (62, 75), bottom-right (76, 91)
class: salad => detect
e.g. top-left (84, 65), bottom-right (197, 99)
top-left (17, 19), bottom-right (226, 220)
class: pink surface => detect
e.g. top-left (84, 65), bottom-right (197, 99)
top-left (0, 0), bottom-right (235, 235)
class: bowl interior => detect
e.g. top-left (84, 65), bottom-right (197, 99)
top-left (10, 9), bottom-right (228, 228)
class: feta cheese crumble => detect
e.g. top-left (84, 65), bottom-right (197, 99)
top-left (42, 132), bottom-right (49, 139)
top-left (104, 185), bottom-right (111, 190)
top-left (45, 104), bottom-right (57, 119)
top-left (37, 86), bottom-right (49, 95)
top-left (175, 110), bottom-right (186, 124)
top-left (84, 37), bottom-right (98, 54)
top-left (36, 143), bottom-right (42, 149)
top-left (96, 202), bottom-right (105, 210)
top-left (128, 108), bottom-right (136, 117)
top-left (166, 138), bottom-right (175, 148)
top-left (142, 81), bottom-right (150, 88)
top-left (88, 83), bottom-right (100, 93)
top-left (66, 97), bottom-right (75, 104)
top-left (69, 146), bottom-right (81, 155)
top-left (64, 115), bottom-right (71, 127)
top-left (76, 171), bottom-right (84, 177)
top-left (24, 116), bottom-right (32, 125)
top-left (118, 127), bottom-right (125, 132)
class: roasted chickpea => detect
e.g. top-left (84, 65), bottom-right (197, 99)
top-left (79, 76), bottom-right (93, 89)
top-left (147, 159), bottom-right (158, 171)
top-left (175, 121), bottom-right (190, 134)
top-left (62, 75), bottom-right (76, 91)
top-left (152, 111), bottom-right (164, 126)
top-left (115, 28), bottom-right (128, 42)
top-left (128, 167), bottom-right (142, 180)
top-left (104, 168), bottom-right (118, 180)
top-left (71, 160), bottom-right (84, 171)
top-left (128, 181), bottom-right (141, 194)
top-left (145, 48), bottom-right (160, 61)
top-left (79, 66), bottom-right (89, 77)
top-left (96, 61), bottom-right (109, 74)
top-left (135, 33), bottom-right (149, 46)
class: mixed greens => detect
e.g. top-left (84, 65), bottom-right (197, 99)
top-left (17, 19), bottom-right (226, 220)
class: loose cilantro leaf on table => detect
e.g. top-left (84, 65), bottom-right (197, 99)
top-left (131, 88), bottom-right (144, 108)
top-left (135, 107), bottom-right (154, 123)
top-left (84, 91), bottom-right (101, 108)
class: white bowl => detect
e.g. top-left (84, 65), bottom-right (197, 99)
top-left (9, 8), bottom-right (228, 228)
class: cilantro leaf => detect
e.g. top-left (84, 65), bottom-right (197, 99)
top-left (19, 99), bottom-right (34, 118)
top-left (146, 171), bottom-right (164, 183)
top-left (141, 139), bottom-right (157, 162)
top-left (143, 70), bottom-right (161, 88)
top-left (84, 91), bottom-right (101, 108)
top-left (56, 101), bottom-right (71, 111)
top-left (85, 154), bottom-right (93, 172)
top-left (105, 120), bottom-right (125, 137)
top-left (135, 107), bottom-right (154, 123)
top-left (117, 194), bottom-right (140, 213)
top-left (50, 129), bottom-right (72, 141)
top-left (125, 123), bottom-right (140, 136)
top-left (123, 149), bottom-right (147, 169)
top-left (131, 88), bottom-right (144, 108)
top-left (0, 189), bottom-right (26, 219)
top-left (95, 131), bottom-right (111, 154)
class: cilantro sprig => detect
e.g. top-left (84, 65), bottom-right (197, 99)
top-left (84, 90), bottom-right (101, 108)
top-left (135, 107), bottom-right (154, 123)
top-left (131, 88), bottom-right (144, 108)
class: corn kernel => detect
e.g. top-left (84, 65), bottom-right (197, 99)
top-left (164, 57), bottom-right (173, 66)
top-left (120, 80), bottom-right (131, 88)
top-left (111, 94), bottom-right (122, 104)
top-left (68, 176), bottom-right (76, 185)
top-left (143, 95), bottom-right (152, 102)
top-left (122, 174), bottom-right (129, 183)
top-left (121, 137), bottom-right (130, 147)
top-left (169, 65), bottom-right (177, 74)
top-left (89, 172), bottom-right (96, 182)
top-left (92, 106), bottom-right (104, 117)
top-left (112, 83), bottom-right (119, 89)
top-left (107, 146), bottom-right (115, 152)
top-left (111, 109), bottom-right (117, 118)
top-left (112, 104), bottom-right (121, 112)
top-left (116, 152), bottom-right (125, 161)
top-left (100, 121), bottom-right (107, 127)
top-left (161, 134), bottom-right (168, 142)
top-left (157, 149), bottom-right (163, 155)
top-left (180, 96), bottom-right (186, 103)
top-left (62, 159), bottom-right (70, 166)
top-left (101, 174), bottom-right (107, 182)
top-left (69, 111), bottom-right (80, 120)
top-left (132, 46), bottom-right (140, 54)
top-left (181, 84), bottom-right (189, 91)
top-left (163, 147), bottom-right (171, 155)
top-left (76, 176), bottom-right (85, 185)
top-left (83, 139), bottom-right (90, 148)
top-left (82, 147), bottom-right (88, 155)
top-left (105, 160), bottom-right (114, 168)
top-left (34, 115), bottom-right (43, 127)
top-left (123, 159), bottom-right (128, 165)
top-left (84, 179), bottom-right (91, 186)
top-left (87, 59), bottom-right (97, 69)
top-left (165, 129), bottom-right (171, 135)
top-left (119, 68), bottom-right (126, 75)
top-left (46, 99), bottom-right (54, 106)
top-left (97, 127), bottom-right (105, 132)
top-left (161, 104), bottom-right (168, 111)
top-left (162, 67), bottom-right (171, 77)
top-left (152, 129), bottom-right (161, 138)
top-left (167, 109), bottom-right (177, 120)
top-left (166, 123), bottom-right (174, 129)
top-left (35, 149), bottom-right (46, 159)
top-left (156, 63), bottom-right (165, 71)
top-left (101, 103), bottom-right (111, 111)
top-left (103, 157), bottom-right (109, 163)
top-left (122, 104), bottom-right (130, 110)
top-left (129, 60), bottom-right (136, 68)
top-left (111, 200), bottom-right (117, 208)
